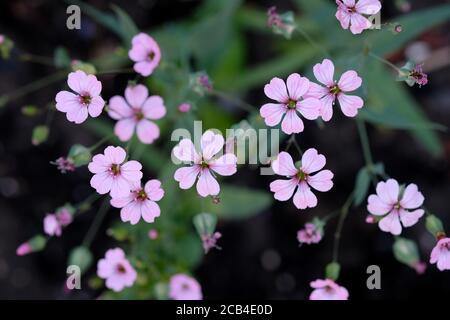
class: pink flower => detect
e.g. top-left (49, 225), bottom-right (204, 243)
top-left (409, 64), bottom-right (428, 87)
top-left (173, 130), bottom-right (237, 197)
top-left (110, 179), bottom-right (164, 225)
top-left (169, 274), bottom-right (202, 300)
top-left (260, 73), bottom-right (322, 134)
top-left (16, 243), bottom-right (33, 256)
top-left (55, 71), bottom-right (105, 124)
top-left (148, 229), bottom-right (158, 240)
top-left (43, 208), bottom-right (73, 237)
top-left (430, 237), bottom-right (450, 271)
top-left (88, 146), bottom-right (143, 198)
top-left (108, 84), bottom-right (166, 144)
top-left (270, 150), bottom-right (333, 209)
top-left (306, 59), bottom-right (363, 121)
top-left (128, 33), bottom-right (161, 77)
top-left (335, 0), bottom-right (382, 34)
top-left (178, 103), bottom-right (191, 113)
top-left (51, 157), bottom-right (75, 174)
top-left (97, 248), bottom-right (137, 292)
top-left (309, 279), bottom-right (349, 300)
top-left (367, 179), bottom-right (425, 235)
top-left (297, 223), bottom-right (322, 244)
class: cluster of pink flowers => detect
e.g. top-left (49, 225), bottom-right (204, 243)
top-left (43, 208), bottom-right (73, 237)
top-left (335, 0), bottom-right (382, 34)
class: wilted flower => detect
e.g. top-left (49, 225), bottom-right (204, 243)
top-left (297, 223), bottom-right (323, 244)
top-left (43, 208), bottom-right (73, 237)
top-left (398, 62), bottom-right (429, 87)
top-left (51, 157), bottom-right (75, 174)
top-left (169, 274), bottom-right (202, 300)
top-left (201, 232), bottom-right (222, 253)
top-left (267, 6), bottom-right (296, 39)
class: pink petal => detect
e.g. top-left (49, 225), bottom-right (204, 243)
top-left (125, 84), bottom-right (148, 108)
top-left (104, 146), bottom-right (126, 164)
top-left (307, 169), bottom-right (334, 192)
top-left (260, 103), bottom-right (286, 126)
top-left (286, 73), bottom-right (310, 100)
top-left (136, 119), bottom-right (160, 144)
top-left (110, 193), bottom-right (134, 209)
top-left (399, 208), bottom-right (424, 228)
top-left (367, 194), bottom-right (392, 216)
top-left (55, 91), bottom-right (79, 112)
top-left (336, 8), bottom-right (351, 30)
top-left (271, 151), bottom-right (298, 176)
top-left (304, 82), bottom-right (328, 99)
top-left (108, 96), bottom-right (133, 120)
top-left (196, 169), bottom-right (220, 197)
top-left (173, 139), bottom-right (199, 162)
top-left (141, 200), bottom-right (160, 223)
top-left (174, 166), bottom-right (200, 189)
top-left (320, 94), bottom-right (335, 122)
top-left (82, 74), bottom-right (102, 96)
top-left (110, 176), bottom-right (133, 199)
top-left (378, 211), bottom-right (402, 235)
top-left (133, 61), bottom-right (153, 77)
top-left (121, 201), bottom-right (141, 225)
top-left (376, 179), bottom-right (399, 205)
top-left (201, 130), bottom-right (224, 160)
top-left (66, 104), bottom-right (89, 124)
top-left (293, 181), bottom-right (317, 209)
top-left (121, 160), bottom-right (143, 182)
top-left (209, 154), bottom-right (237, 176)
top-left (129, 42), bottom-right (148, 61)
top-left (343, 0), bottom-right (355, 6)
top-left (337, 70), bottom-right (362, 92)
top-left (349, 13), bottom-right (371, 34)
top-left (313, 59), bottom-right (335, 87)
top-left (90, 172), bottom-right (113, 195)
top-left (301, 148), bottom-right (326, 174)
top-left (270, 178), bottom-right (297, 201)
top-left (88, 96), bottom-right (105, 117)
top-left (356, 0), bottom-right (382, 15)
top-left (298, 97), bottom-right (321, 120)
top-left (400, 183), bottom-right (424, 209)
top-left (114, 118), bottom-right (136, 142)
top-left (144, 179), bottom-right (164, 201)
top-left (142, 96), bottom-right (166, 120)
top-left (88, 154), bottom-right (111, 173)
top-left (67, 70), bottom-right (87, 93)
top-left (337, 93), bottom-right (363, 117)
top-left (281, 109), bottom-right (304, 134)
top-left (264, 77), bottom-right (289, 103)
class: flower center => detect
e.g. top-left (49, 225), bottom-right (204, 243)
top-left (296, 170), bottom-right (307, 181)
top-left (134, 110), bottom-right (144, 121)
top-left (136, 189), bottom-right (148, 201)
top-left (394, 202), bottom-right (402, 210)
top-left (80, 94), bottom-right (92, 105)
top-left (200, 160), bottom-right (209, 169)
top-left (329, 84), bottom-right (341, 95)
top-left (148, 51), bottom-right (155, 61)
top-left (116, 264), bottom-right (126, 274)
top-left (287, 99), bottom-right (297, 109)
top-left (347, 6), bottom-right (357, 13)
top-left (110, 164), bottom-right (121, 176)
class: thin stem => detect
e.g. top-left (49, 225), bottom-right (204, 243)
top-left (322, 210), bottom-right (340, 223)
top-left (88, 133), bottom-right (115, 152)
top-left (96, 68), bottom-right (135, 75)
top-left (332, 192), bottom-right (354, 262)
top-left (82, 198), bottom-right (110, 248)
top-left (74, 193), bottom-right (101, 214)
top-left (18, 53), bottom-right (56, 67)
top-left (295, 27), bottom-right (331, 58)
top-left (356, 118), bottom-right (378, 185)
top-left (368, 52), bottom-right (402, 73)
top-left (285, 135), bottom-right (303, 157)
top-left (208, 89), bottom-right (254, 113)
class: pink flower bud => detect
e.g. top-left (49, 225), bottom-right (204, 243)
top-left (16, 243), bottom-right (33, 256)
top-left (178, 103), bottom-right (191, 113)
top-left (148, 229), bottom-right (158, 240)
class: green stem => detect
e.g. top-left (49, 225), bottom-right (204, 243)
top-left (208, 89), bottom-right (254, 113)
top-left (82, 198), bottom-right (110, 248)
top-left (88, 133), bottom-right (115, 152)
top-left (356, 118), bottom-right (378, 185)
top-left (74, 193), bottom-right (101, 214)
top-left (368, 52), bottom-right (402, 73)
top-left (332, 192), bottom-right (354, 262)
top-left (285, 135), bottom-right (303, 157)
top-left (295, 27), bottom-right (331, 58)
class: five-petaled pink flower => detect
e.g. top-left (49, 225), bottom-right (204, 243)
top-left (260, 73), bottom-right (322, 135)
top-left (173, 130), bottom-right (237, 197)
top-left (430, 237), bottom-right (450, 271)
top-left (55, 70), bottom-right (105, 124)
top-left (43, 208), bottom-right (73, 237)
top-left (88, 146), bottom-right (143, 198)
top-left (108, 84), bottom-right (166, 144)
top-left (297, 223), bottom-right (322, 245)
top-left (306, 59), bottom-right (363, 121)
top-left (367, 179), bottom-right (425, 235)
top-left (335, 0), bottom-right (382, 34)
top-left (270, 150), bottom-right (333, 210)
top-left (309, 279), bottom-right (349, 300)
top-left (111, 179), bottom-right (164, 225)
top-left (169, 274), bottom-right (203, 300)
top-left (97, 248), bottom-right (137, 292)
top-left (129, 33), bottom-right (161, 77)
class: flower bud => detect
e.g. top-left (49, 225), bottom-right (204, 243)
top-left (32, 125), bottom-right (49, 146)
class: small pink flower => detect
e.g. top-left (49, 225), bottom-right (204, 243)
top-left (335, 0), bottom-right (382, 34)
top-left (173, 130), bottom-right (237, 197)
top-left (260, 73), bottom-right (322, 134)
top-left (297, 223), bottom-right (322, 244)
top-left (16, 243), bottom-right (33, 256)
top-left (43, 208), bottom-right (73, 237)
top-left (178, 103), bottom-right (191, 113)
top-left (414, 261), bottom-right (427, 275)
top-left (430, 237), bottom-right (450, 271)
top-left (148, 229), bottom-right (158, 240)
top-left (367, 179), bottom-right (425, 235)
top-left (110, 179), bottom-right (164, 225)
top-left (365, 215), bottom-right (376, 224)
top-left (97, 248), bottom-right (137, 292)
top-left (51, 157), bottom-right (75, 174)
top-left (55, 71), bottom-right (105, 124)
top-left (306, 59), bottom-right (363, 121)
top-left (129, 33), bottom-right (161, 77)
top-left (409, 64), bottom-right (428, 87)
top-left (108, 84), bottom-right (166, 144)
top-left (169, 274), bottom-right (202, 300)
top-left (309, 279), bottom-right (349, 300)
top-left (88, 146), bottom-right (143, 198)
top-left (270, 150), bottom-right (333, 210)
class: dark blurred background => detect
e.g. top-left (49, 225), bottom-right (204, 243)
top-left (0, 0), bottom-right (449, 299)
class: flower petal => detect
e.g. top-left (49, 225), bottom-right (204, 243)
top-left (337, 70), bottom-right (362, 92)
top-left (367, 194), bottom-right (391, 216)
top-left (400, 183), bottom-right (424, 209)
top-left (376, 179), bottom-right (399, 205)
top-left (320, 94), bottom-right (335, 122)
top-left (142, 95), bottom-right (166, 120)
top-left (271, 151), bottom-right (298, 176)
top-left (88, 154), bottom-right (111, 173)
top-left (313, 59), bottom-right (335, 87)
top-left (120, 160), bottom-right (143, 182)
top-left (399, 208), bottom-right (424, 228)
top-left (121, 201), bottom-right (141, 225)
top-left (110, 176), bottom-right (132, 198)
top-left (67, 70), bottom-right (87, 94)
top-left (196, 169), bottom-right (220, 197)
top-left (356, 0), bottom-right (382, 15)
top-left (66, 104), bottom-right (89, 124)
top-left (260, 103), bottom-right (286, 127)
top-left (125, 84), bottom-right (148, 108)
top-left (173, 139), bottom-right (199, 162)
top-left (281, 109), bottom-right (304, 134)
top-left (136, 119), bottom-right (160, 144)
top-left (264, 77), bottom-right (289, 103)
top-left (141, 200), bottom-right (160, 223)
top-left (108, 96), bottom-right (133, 120)
top-left (144, 179), bottom-right (164, 201)
top-left (286, 73), bottom-right (310, 100)
top-left (337, 93), bottom-right (363, 117)
top-left (270, 178), bottom-right (297, 201)
top-left (174, 166), bottom-right (200, 189)
top-left (298, 97), bottom-right (321, 120)
top-left (90, 172), bottom-right (113, 195)
top-left (201, 130), bottom-right (224, 160)
top-left (104, 146), bottom-right (126, 164)
top-left (301, 148), bottom-right (326, 174)
top-left (114, 118), bottom-right (136, 142)
top-left (293, 181), bottom-right (318, 209)
top-left (307, 170), bottom-right (334, 192)
top-left (88, 96), bottom-right (105, 117)
top-left (378, 211), bottom-right (402, 235)
top-left (209, 154), bottom-right (237, 176)
top-left (349, 13), bottom-right (371, 34)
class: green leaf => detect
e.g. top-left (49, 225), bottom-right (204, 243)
top-left (111, 5), bottom-right (139, 45)
top-left (393, 237), bottom-right (420, 268)
top-left (206, 185), bottom-right (272, 220)
top-left (193, 213), bottom-right (217, 236)
top-left (68, 246), bottom-right (93, 274)
top-left (353, 167), bottom-right (371, 206)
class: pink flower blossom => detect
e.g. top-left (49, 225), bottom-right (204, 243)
top-left (110, 179), bottom-right (164, 225)
top-left (43, 208), bottom-right (73, 237)
top-left (128, 33), bottom-right (161, 76)
top-left (88, 146), bottom-right (143, 198)
top-left (309, 279), bottom-right (349, 300)
top-left (173, 130), bottom-right (237, 197)
top-left (108, 84), bottom-right (166, 144)
top-left (270, 150), bottom-right (333, 210)
top-left (16, 243), bottom-right (33, 256)
top-left (335, 0), bottom-right (382, 34)
top-left (306, 59), bottom-right (363, 121)
top-left (297, 223), bottom-right (322, 244)
top-left (97, 248), bottom-right (137, 292)
top-left (55, 70), bottom-right (105, 124)
top-left (430, 237), bottom-right (450, 271)
top-left (260, 73), bottom-right (322, 134)
top-left (178, 103), bottom-right (191, 113)
top-left (169, 274), bottom-right (203, 300)
top-left (367, 179), bottom-right (425, 235)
